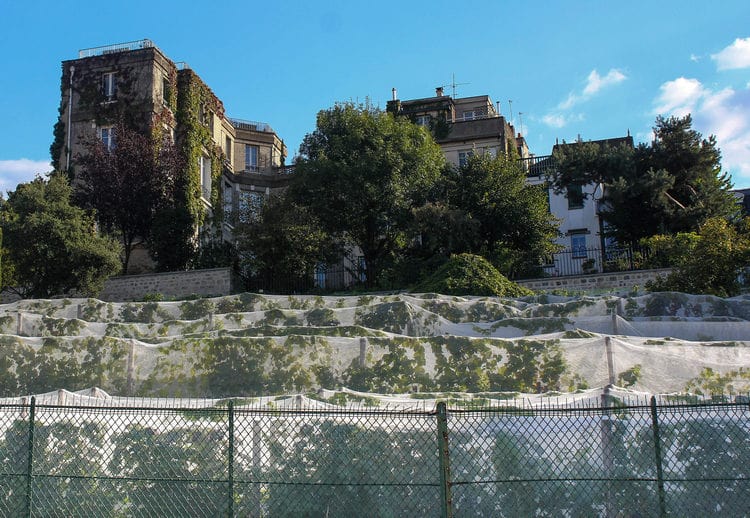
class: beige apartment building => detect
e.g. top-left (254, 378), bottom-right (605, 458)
top-left (386, 87), bottom-right (529, 165)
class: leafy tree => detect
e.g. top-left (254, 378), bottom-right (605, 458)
top-left (76, 121), bottom-right (185, 273)
top-left (450, 153), bottom-right (561, 278)
top-left (233, 192), bottom-right (337, 292)
top-left (148, 205), bottom-right (196, 272)
top-left (645, 217), bottom-right (750, 297)
top-left (551, 115), bottom-right (737, 245)
top-left (289, 102), bottom-right (446, 287)
top-left (0, 174), bottom-right (120, 298)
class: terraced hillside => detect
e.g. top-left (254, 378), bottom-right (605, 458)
top-left (1, 291), bottom-right (749, 402)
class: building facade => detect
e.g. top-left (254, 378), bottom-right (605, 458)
top-left (52, 39), bottom-right (288, 267)
top-left (387, 88), bottom-right (634, 278)
top-left (386, 87), bottom-right (529, 166)
top-left (524, 136), bottom-right (634, 276)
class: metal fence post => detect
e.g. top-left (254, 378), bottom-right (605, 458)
top-left (650, 396), bottom-right (667, 518)
top-left (436, 402), bottom-right (453, 518)
top-left (227, 400), bottom-right (234, 518)
top-left (25, 396), bottom-right (35, 518)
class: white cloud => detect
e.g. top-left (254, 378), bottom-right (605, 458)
top-left (0, 159), bottom-right (52, 195)
top-left (690, 54), bottom-right (701, 62)
top-left (542, 114), bottom-right (567, 128)
top-left (653, 79), bottom-right (750, 186)
top-left (541, 112), bottom-right (584, 129)
top-left (712, 37), bottom-right (750, 70)
top-left (546, 68), bottom-right (626, 128)
top-left (653, 77), bottom-right (707, 116)
top-left (582, 69), bottom-right (626, 96)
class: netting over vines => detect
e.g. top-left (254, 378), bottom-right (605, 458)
top-left (1, 291), bottom-right (750, 403)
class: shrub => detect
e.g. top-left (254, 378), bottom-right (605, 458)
top-left (415, 253), bottom-right (532, 297)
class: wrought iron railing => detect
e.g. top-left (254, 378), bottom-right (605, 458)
top-left (519, 154), bottom-right (555, 177)
top-left (517, 245), bottom-right (654, 280)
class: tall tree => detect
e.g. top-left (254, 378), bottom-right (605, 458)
top-left (551, 115), bottom-right (737, 245)
top-left (76, 121), bottom-right (185, 273)
top-left (289, 102), bottom-right (446, 287)
top-left (0, 174), bottom-right (120, 298)
top-left (450, 153), bottom-right (561, 278)
top-left (233, 192), bottom-right (338, 292)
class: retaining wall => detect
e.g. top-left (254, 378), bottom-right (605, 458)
top-left (516, 268), bottom-right (672, 293)
top-left (98, 267), bottom-right (233, 302)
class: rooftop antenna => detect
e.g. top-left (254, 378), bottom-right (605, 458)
top-left (508, 100), bottom-right (514, 126)
top-left (438, 73), bottom-right (470, 98)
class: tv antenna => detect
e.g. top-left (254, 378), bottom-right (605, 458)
top-left (508, 100), bottom-right (513, 125)
top-left (438, 73), bottom-right (470, 98)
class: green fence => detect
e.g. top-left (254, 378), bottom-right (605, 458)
top-left (1, 397), bottom-right (748, 517)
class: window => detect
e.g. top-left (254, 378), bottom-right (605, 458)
top-left (245, 145), bottom-right (259, 172)
top-left (162, 78), bottom-right (170, 106)
top-left (415, 115), bottom-right (431, 127)
top-left (225, 136), bottom-right (232, 162)
top-left (570, 232), bottom-right (588, 259)
top-left (102, 72), bottom-right (117, 101)
top-left (200, 155), bottom-right (212, 199)
top-left (100, 126), bottom-right (115, 151)
top-left (223, 183), bottom-right (233, 221)
top-left (567, 184), bottom-right (584, 209)
top-left (314, 264), bottom-right (327, 289)
top-left (458, 150), bottom-right (473, 168)
top-left (462, 110), bottom-right (475, 121)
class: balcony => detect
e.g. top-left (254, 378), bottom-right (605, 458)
top-left (519, 154), bottom-right (555, 177)
top-left (230, 118), bottom-right (275, 134)
top-left (78, 39), bottom-right (155, 59)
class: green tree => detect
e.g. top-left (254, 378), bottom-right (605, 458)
top-left (0, 174), bottom-right (120, 298)
top-left (451, 153), bottom-right (560, 277)
top-left (551, 115), bottom-right (737, 246)
top-left (645, 217), bottom-right (750, 297)
top-left (76, 121), bottom-right (186, 273)
top-left (233, 192), bottom-right (337, 292)
top-left (289, 102), bottom-right (446, 287)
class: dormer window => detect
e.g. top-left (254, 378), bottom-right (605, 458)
top-left (102, 72), bottom-right (117, 101)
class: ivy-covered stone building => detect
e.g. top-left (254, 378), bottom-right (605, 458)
top-left (51, 39), bottom-right (288, 262)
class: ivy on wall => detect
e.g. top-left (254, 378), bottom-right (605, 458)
top-left (174, 69), bottom-right (226, 228)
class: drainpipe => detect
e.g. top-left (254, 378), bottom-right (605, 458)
top-left (65, 65), bottom-right (75, 172)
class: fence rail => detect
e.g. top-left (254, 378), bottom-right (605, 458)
top-left (1, 397), bottom-right (748, 517)
top-left (518, 245), bottom-right (654, 279)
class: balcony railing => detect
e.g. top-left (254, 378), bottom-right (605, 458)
top-left (230, 118), bottom-right (275, 134)
top-left (78, 39), bottom-right (154, 59)
top-left (515, 245), bottom-right (655, 280)
top-left (519, 154), bottom-right (555, 177)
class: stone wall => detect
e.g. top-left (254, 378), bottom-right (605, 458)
top-left (517, 268), bottom-right (672, 293)
top-left (98, 267), bottom-right (233, 302)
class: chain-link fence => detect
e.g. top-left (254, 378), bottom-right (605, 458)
top-left (1, 397), bottom-right (748, 517)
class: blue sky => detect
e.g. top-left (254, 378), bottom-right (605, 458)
top-left (1, 0), bottom-right (749, 194)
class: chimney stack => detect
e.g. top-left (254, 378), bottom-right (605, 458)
top-left (392, 87), bottom-right (397, 101)
top-left (436, 86), bottom-right (444, 97)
